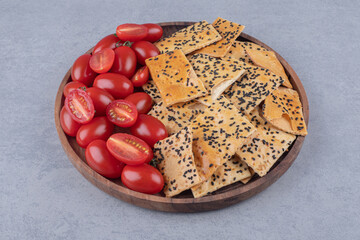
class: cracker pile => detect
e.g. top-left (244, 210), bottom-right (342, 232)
top-left (145, 18), bottom-right (307, 198)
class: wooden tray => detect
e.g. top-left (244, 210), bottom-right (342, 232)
top-left (54, 22), bottom-right (309, 212)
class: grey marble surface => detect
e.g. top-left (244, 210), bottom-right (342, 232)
top-left (1, 0), bottom-right (359, 239)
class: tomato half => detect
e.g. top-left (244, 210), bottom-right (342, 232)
top-left (110, 46), bottom-right (137, 78)
top-left (65, 89), bottom-right (95, 124)
top-left (116, 23), bottom-right (148, 42)
top-left (93, 73), bottom-right (134, 99)
top-left (63, 82), bottom-right (86, 97)
top-left (85, 139), bottom-right (124, 179)
top-left (86, 87), bottom-right (114, 116)
top-left (89, 48), bottom-right (115, 74)
top-left (142, 23), bottom-right (163, 42)
top-left (93, 34), bottom-right (120, 54)
top-left (131, 41), bottom-right (160, 65)
top-left (60, 107), bottom-right (82, 137)
top-left (71, 54), bottom-right (97, 86)
top-left (130, 114), bottom-right (168, 147)
top-left (131, 66), bottom-right (149, 87)
top-left (106, 133), bottom-right (153, 165)
top-left (106, 100), bottom-right (138, 127)
top-left (121, 164), bottom-right (164, 194)
top-left (76, 116), bottom-right (114, 148)
top-left (125, 92), bottom-right (153, 114)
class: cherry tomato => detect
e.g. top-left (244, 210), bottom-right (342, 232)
top-left (142, 23), bottom-right (163, 42)
top-left (93, 34), bottom-right (120, 54)
top-left (60, 107), bottom-right (82, 137)
top-left (93, 73), bottom-right (134, 99)
top-left (76, 116), bottom-right (114, 148)
top-left (131, 41), bottom-right (160, 65)
top-left (107, 133), bottom-right (153, 165)
top-left (85, 140), bottom-right (124, 179)
top-left (110, 46), bottom-right (137, 78)
top-left (86, 87), bottom-right (114, 116)
top-left (125, 92), bottom-right (153, 114)
top-left (63, 82), bottom-right (86, 97)
top-left (106, 100), bottom-right (138, 127)
top-left (130, 114), bottom-right (168, 147)
top-left (89, 48), bottom-right (115, 74)
top-left (121, 164), bottom-right (164, 194)
top-left (116, 23), bottom-right (148, 42)
top-left (71, 54), bottom-right (97, 86)
top-left (65, 89), bottom-right (95, 124)
top-left (131, 66), bottom-right (149, 87)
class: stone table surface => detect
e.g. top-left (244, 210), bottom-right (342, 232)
top-left (1, 0), bottom-right (359, 239)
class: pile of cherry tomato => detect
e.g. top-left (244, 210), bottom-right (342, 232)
top-left (60, 23), bottom-right (167, 195)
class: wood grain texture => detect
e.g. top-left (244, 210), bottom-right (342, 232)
top-left (54, 22), bottom-right (309, 212)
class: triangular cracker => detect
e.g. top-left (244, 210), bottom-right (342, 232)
top-left (245, 46), bottom-right (293, 88)
top-left (191, 155), bottom-right (251, 198)
top-left (194, 17), bottom-right (245, 58)
top-left (154, 127), bottom-right (201, 197)
top-left (261, 87), bottom-right (307, 136)
top-left (154, 21), bottom-right (222, 55)
top-left (145, 50), bottom-right (207, 106)
top-left (142, 79), bottom-right (162, 103)
top-left (224, 41), bottom-right (268, 64)
top-left (188, 53), bottom-right (246, 100)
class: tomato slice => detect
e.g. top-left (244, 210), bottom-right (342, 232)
top-left (131, 66), bottom-right (149, 87)
top-left (89, 48), bottom-right (115, 74)
top-left (106, 100), bottom-right (138, 127)
top-left (65, 89), bottom-right (95, 124)
top-left (116, 23), bottom-right (148, 42)
top-left (106, 133), bottom-right (153, 165)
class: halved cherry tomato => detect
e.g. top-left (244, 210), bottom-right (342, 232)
top-left (93, 34), bottom-right (120, 54)
top-left (130, 114), bottom-right (168, 147)
top-left (63, 82), bottom-right (86, 97)
top-left (131, 66), bottom-right (149, 87)
top-left (131, 41), bottom-right (160, 65)
top-left (125, 92), bottom-right (153, 114)
top-left (76, 116), bottom-right (114, 148)
top-left (142, 23), bottom-right (163, 42)
top-left (93, 73), bottom-right (134, 99)
top-left (106, 133), bottom-right (153, 165)
top-left (85, 139), bottom-right (124, 179)
top-left (106, 100), bottom-right (138, 127)
top-left (121, 164), bottom-right (164, 194)
top-left (71, 54), bottom-right (97, 86)
top-left (65, 89), bottom-right (95, 124)
top-left (60, 107), bottom-right (82, 137)
top-left (89, 48), bottom-right (115, 74)
top-left (110, 46), bottom-right (137, 78)
top-left (116, 24), bottom-right (148, 42)
top-left (86, 87), bottom-right (114, 116)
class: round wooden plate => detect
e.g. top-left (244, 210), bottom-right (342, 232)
top-left (55, 22), bottom-right (309, 212)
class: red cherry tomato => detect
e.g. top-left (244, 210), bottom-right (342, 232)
top-left (106, 133), bottom-right (153, 165)
top-left (89, 48), bottom-right (115, 74)
top-left (116, 23), bottom-right (148, 42)
top-left (65, 89), bottom-right (95, 124)
top-left (63, 82), bottom-right (86, 97)
top-left (131, 41), bottom-right (160, 65)
top-left (93, 34), bottom-right (120, 54)
top-left (125, 92), bottom-right (153, 114)
top-left (121, 164), bottom-right (164, 194)
top-left (60, 107), bottom-right (82, 137)
top-left (110, 46), bottom-right (137, 79)
top-left (130, 114), bottom-right (168, 147)
top-left (131, 66), bottom-right (149, 87)
top-left (86, 87), bottom-right (114, 116)
top-left (142, 23), bottom-right (163, 42)
top-left (93, 73), bottom-right (134, 99)
top-left (76, 117), bottom-right (114, 148)
top-left (71, 54), bottom-right (97, 86)
top-left (106, 100), bottom-right (138, 127)
top-left (85, 140), bottom-right (124, 179)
